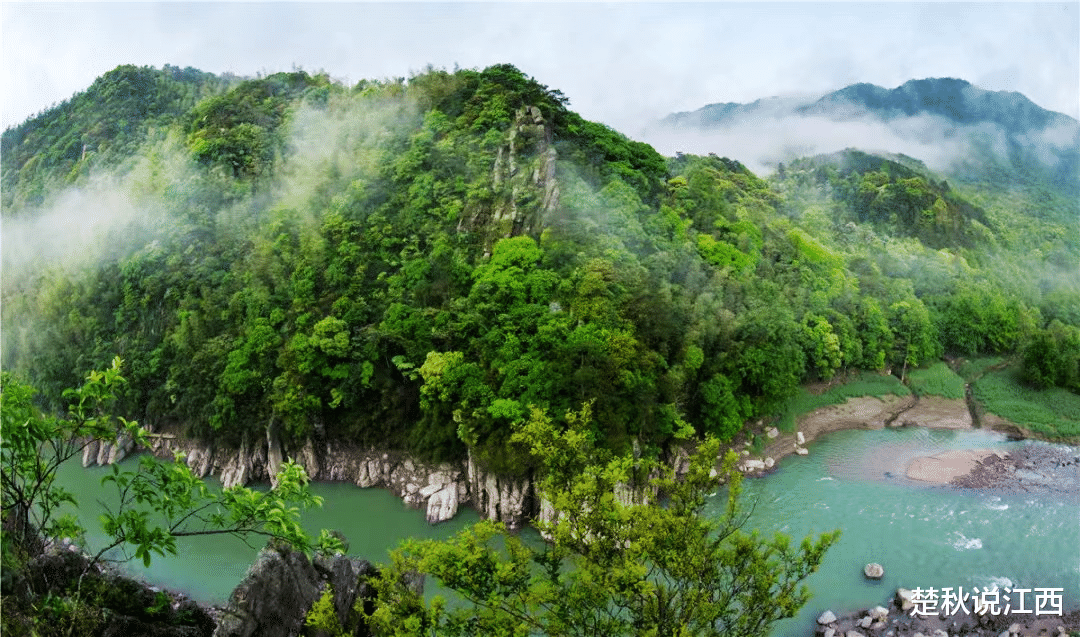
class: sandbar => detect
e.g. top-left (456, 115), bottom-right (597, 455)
top-left (904, 448), bottom-right (1006, 484)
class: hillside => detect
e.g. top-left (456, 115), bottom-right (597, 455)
top-left (657, 77), bottom-right (1080, 200)
top-left (3, 64), bottom-right (1078, 479)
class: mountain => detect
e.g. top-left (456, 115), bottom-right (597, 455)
top-left (663, 78), bottom-right (1077, 134)
top-left (795, 78), bottom-right (1077, 134)
top-left (3, 65), bottom-right (1078, 483)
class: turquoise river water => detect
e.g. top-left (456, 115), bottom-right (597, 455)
top-left (54, 427), bottom-right (1079, 635)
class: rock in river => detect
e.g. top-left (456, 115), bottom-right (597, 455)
top-left (864, 562), bottom-right (884, 579)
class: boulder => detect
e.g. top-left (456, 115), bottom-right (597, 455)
top-left (425, 484), bottom-right (459, 524)
top-left (764, 456), bottom-right (775, 469)
top-left (742, 459), bottom-right (766, 471)
top-left (896, 588), bottom-right (914, 611)
top-left (858, 616), bottom-right (873, 628)
top-left (864, 562), bottom-right (884, 579)
top-left (766, 426), bottom-right (780, 439)
top-left (795, 447), bottom-right (809, 455)
top-left (869, 605), bottom-right (889, 620)
top-left (818, 610), bottom-right (837, 625)
top-left (213, 540), bottom-right (376, 637)
top-left (797, 431), bottom-right (806, 445)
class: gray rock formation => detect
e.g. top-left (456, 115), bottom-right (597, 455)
top-left (213, 540), bottom-right (376, 637)
top-left (467, 448), bottom-right (534, 529)
top-left (461, 103), bottom-right (559, 248)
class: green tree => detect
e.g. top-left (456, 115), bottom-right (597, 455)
top-left (368, 404), bottom-right (839, 636)
top-left (1, 358), bottom-right (337, 570)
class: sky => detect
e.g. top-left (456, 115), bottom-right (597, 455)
top-left (2, 2), bottom-right (1078, 135)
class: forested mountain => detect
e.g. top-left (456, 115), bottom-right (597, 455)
top-left (658, 78), bottom-right (1080, 199)
top-left (3, 64), bottom-right (1078, 477)
top-left (663, 78), bottom-right (1077, 134)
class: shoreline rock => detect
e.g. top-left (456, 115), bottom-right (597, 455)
top-left (821, 590), bottom-right (1080, 637)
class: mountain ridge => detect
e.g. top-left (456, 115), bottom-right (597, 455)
top-left (662, 77), bottom-right (1078, 132)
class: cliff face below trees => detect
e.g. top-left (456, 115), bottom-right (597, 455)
top-left (82, 425), bottom-right (539, 528)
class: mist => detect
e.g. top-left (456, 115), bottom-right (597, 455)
top-left (637, 108), bottom-right (1079, 179)
top-left (1, 173), bottom-right (170, 283)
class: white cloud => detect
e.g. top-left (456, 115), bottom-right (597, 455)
top-left (2, 3), bottom-right (1077, 134)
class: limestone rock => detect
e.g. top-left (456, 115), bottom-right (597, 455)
top-left (846, 631), bottom-right (866, 637)
top-left (82, 439), bottom-right (100, 467)
top-left (818, 610), bottom-right (837, 625)
top-left (864, 562), bottom-right (884, 579)
top-left (797, 431), bottom-right (806, 445)
top-left (425, 484), bottom-right (459, 524)
top-left (742, 459), bottom-right (766, 471)
top-left (896, 588), bottom-right (914, 611)
top-left (869, 605), bottom-right (889, 620)
top-left (213, 541), bottom-right (376, 637)
top-left (766, 426), bottom-right (780, 439)
top-left (297, 437), bottom-right (319, 480)
top-left (764, 456), bottom-right (775, 469)
top-left (466, 448), bottom-right (534, 529)
top-left (824, 629), bottom-right (836, 637)
top-left (795, 446), bottom-right (809, 455)
top-left (858, 616), bottom-right (873, 628)
top-left (213, 542), bottom-right (321, 637)
top-left (265, 421), bottom-right (283, 488)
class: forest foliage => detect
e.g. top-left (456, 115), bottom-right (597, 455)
top-left (3, 62), bottom-right (1079, 471)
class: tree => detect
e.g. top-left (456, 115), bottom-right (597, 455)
top-left (367, 404), bottom-right (839, 637)
top-left (0, 358), bottom-right (338, 567)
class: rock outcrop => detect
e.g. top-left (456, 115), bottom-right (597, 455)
top-left (460, 103), bottom-right (560, 249)
top-left (820, 590), bottom-right (1079, 637)
top-left (3, 541), bottom-right (216, 637)
top-left (213, 540), bottom-right (377, 637)
top-left (92, 426), bottom-right (539, 528)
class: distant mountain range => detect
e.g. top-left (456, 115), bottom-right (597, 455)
top-left (652, 78), bottom-right (1078, 195)
top-left (661, 78), bottom-right (1078, 134)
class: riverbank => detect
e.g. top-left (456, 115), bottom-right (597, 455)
top-left (732, 393), bottom-right (974, 476)
top-left (819, 589), bottom-right (1080, 637)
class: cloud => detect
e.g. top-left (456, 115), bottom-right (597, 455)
top-left (1, 175), bottom-right (166, 279)
top-left (4, 3), bottom-right (1078, 133)
top-left (639, 104), bottom-right (1078, 179)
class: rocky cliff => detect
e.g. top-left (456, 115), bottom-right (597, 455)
top-left (82, 423), bottom-right (540, 528)
top-left (212, 540), bottom-right (378, 637)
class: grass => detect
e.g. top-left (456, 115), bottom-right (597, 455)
top-left (907, 362), bottom-right (966, 399)
top-left (972, 365), bottom-right (1080, 440)
top-left (775, 371), bottom-right (910, 432)
top-left (955, 356), bottom-right (1005, 381)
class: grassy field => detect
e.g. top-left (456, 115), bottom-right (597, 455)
top-left (972, 366), bottom-right (1080, 440)
top-left (775, 371), bottom-right (910, 432)
top-left (907, 362), bottom-right (966, 399)
top-left (955, 356), bottom-right (1006, 381)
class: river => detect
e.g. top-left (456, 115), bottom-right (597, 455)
top-left (54, 426), bottom-right (1079, 635)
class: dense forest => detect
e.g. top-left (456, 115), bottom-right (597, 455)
top-left (3, 63), bottom-right (1078, 478)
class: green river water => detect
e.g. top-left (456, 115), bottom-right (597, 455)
top-left (55, 427), bottom-right (1079, 635)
